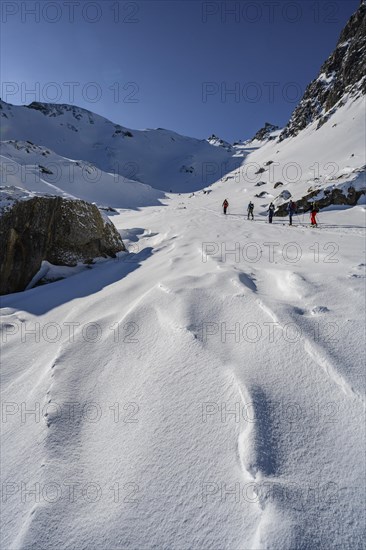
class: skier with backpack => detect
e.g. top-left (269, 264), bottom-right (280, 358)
top-left (222, 199), bottom-right (229, 215)
top-left (247, 201), bottom-right (254, 220)
top-left (268, 202), bottom-right (275, 223)
top-left (310, 204), bottom-right (318, 227)
top-left (287, 200), bottom-right (296, 226)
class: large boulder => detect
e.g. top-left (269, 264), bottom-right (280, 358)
top-left (0, 187), bottom-right (125, 295)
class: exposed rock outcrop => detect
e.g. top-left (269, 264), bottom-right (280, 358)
top-left (251, 122), bottom-right (279, 142)
top-left (0, 187), bottom-right (125, 295)
top-left (279, 1), bottom-right (366, 140)
top-left (275, 180), bottom-right (365, 216)
top-left (207, 134), bottom-right (233, 152)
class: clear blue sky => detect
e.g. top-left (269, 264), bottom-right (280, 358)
top-left (0, 0), bottom-right (360, 141)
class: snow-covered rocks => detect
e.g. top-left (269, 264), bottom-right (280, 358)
top-left (207, 134), bottom-right (233, 152)
top-left (250, 122), bottom-right (280, 143)
top-left (279, 1), bottom-right (366, 140)
top-left (0, 186), bottom-right (125, 295)
top-left (276, 177), bottom-right (366, 216)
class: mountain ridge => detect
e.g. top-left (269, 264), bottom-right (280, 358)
top-left (279, 0), bottom-right (366, 140)
top-left (0, 99), bottom-right (240, 193)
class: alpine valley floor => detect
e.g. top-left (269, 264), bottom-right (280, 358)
top-left (1, 191), bottom-right (365, 549)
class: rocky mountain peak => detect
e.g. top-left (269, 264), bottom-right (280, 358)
top-left (207, 134), bottom-right (233, 151)
top-left (279, 1), bottom-right (366, 141)
top-left (251, 122), bottom-right (280, 142)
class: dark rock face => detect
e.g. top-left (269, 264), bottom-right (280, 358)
top-left (113, 125), bottom-right (134, 138)
top-left (280, 1), bottom-right (366, 140)
top-left (0, 188), bottom-right (125, 295)
top-left (180, 165), bottom-right (195, 174)
top-left (27, 102), bottom-right (95, 126)
top-left (275, 183), bottom-right (365, 216)
top-left (251, 123), bottom-right (279, 142)
top-left (274, 190), bottom-right (292, 206)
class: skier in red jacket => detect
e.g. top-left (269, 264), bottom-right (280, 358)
top-left (310, 206), bottom-right (318, 227)
top-left (222, 199), bottom-right (229, 214)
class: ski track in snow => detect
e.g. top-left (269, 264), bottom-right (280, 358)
top-left (1, 191), bottom-right (365, 549)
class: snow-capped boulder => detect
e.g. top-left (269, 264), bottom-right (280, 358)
top-left (0, 187), bottom-right (125, 295)
top-left (274, 190), bottom-right (292, 208)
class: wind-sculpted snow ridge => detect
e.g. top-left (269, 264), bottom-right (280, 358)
top-left (1, 187), bottom-right (364, 548)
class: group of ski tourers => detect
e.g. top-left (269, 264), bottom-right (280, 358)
top-left (284, 200), bottom-right (319, 227)
top-left (222, 199), bottom-right (319, 226)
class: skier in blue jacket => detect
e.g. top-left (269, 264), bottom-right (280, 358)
top-left (287, 200), bottom-right (296, 226)
top-left (268, 202), bottom-right (275, 223)
top-left (247, 201), bottom-right (254, 220)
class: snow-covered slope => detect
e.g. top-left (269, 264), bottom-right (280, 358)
top-left (1, 89), bottom-right (364, 550)
top-left (228, 1), bottom-right (366, 210)
top-left (1, 4), bottom-right (365, 548)
top-left (280, 0), bottom-right (366, 140)
top-left (0, 140), bottom-right (164, 209)
top-left (223, 93), bottom-right (365, 213)
top-left (0, 101), bottom-right (238, 192)
top-left (207, 134), bottom-right (233, 152)
top-left (1, 190), bottom-right (365, 548)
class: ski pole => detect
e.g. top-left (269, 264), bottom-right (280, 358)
top-left (295, 211), bottom-right (303, 225)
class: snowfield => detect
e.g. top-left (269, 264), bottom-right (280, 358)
top-left (233, 94), bottom-right (366, 206)
top-left (1, 185), bottom-right (365, 548)
top-left (0, 141), bottom-right (165, 209)
top-left (0, 100), bottom-right (240, 193)
top-left (1, 76), bottom-right (366, 548)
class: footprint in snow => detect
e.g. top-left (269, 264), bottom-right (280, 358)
top-left (348, 264), bottom-right (366, 278)
top-left (292, 306), bottom-right (306, 315)
top-left (311, 306), bottom-right (330, 315)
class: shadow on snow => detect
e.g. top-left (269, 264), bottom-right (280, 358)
top-left (0, 247), bottom-right (153, 316)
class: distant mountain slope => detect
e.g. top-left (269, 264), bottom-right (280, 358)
top-left (207, 134), bottom-right (233, 152)
top-left (0, 140), bottom-right (164, 209)
top-left (0, 101), bottom-right (239, 192)
top-left (212, 94), bottom-right (365, 213)
top-left (280, 0), bottom-right (366, 140)
top-left (219, 1), bottom-right (366, 212)
top-left (238, 123), bottom-right (282, 150)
